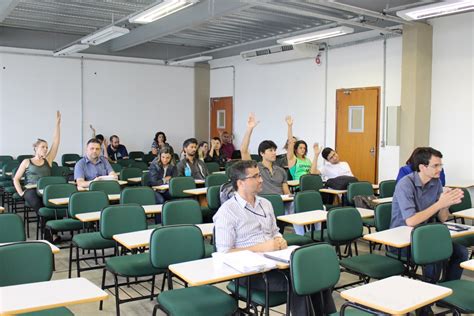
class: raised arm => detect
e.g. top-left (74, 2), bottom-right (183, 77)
top-left (90, 124), bottom-right (96, 138)
top-left (310, 143), bottom-right (321, 175)
top-left (285, 116), bottom-right (297, 168)
top-left (46, 111), bottom-right (61, 165)
top-left (240, 113), bottom-right (259, 161)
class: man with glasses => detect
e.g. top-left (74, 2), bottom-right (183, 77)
top-left (213, 160), bottom-right (336, 315)
top-left (390, 147), bottom-right (467, 281)
top-left (316, 146), bottom-right (354, 181)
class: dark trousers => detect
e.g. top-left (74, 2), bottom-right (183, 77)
top-left (24, 189), bottom-right (43, 213)
top-left (238, 270), bottom-right (336, 315)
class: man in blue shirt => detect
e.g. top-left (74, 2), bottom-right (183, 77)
top-left (107, 135), bottom-right (129, 161)
top-left (75, 138), bottom-right (117, 189)
top-left (396, 147), bottom-right (446, 186)
top-left (390, 147), bottom-right (466, 281)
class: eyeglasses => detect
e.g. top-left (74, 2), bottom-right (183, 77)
top-left (425, 163), bottom-right (444, 170)
top-left (242, 173), bottom-right (262, 180)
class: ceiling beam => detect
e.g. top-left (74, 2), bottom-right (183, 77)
top-left (0, 0), bottom-right (20, 22)
top-left (110, 0), bottom-right (254, 52)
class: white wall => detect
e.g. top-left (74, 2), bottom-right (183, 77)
top-left (430, 12), bottom-right (474, 185)
top-left (0, 48), bottom-right (195, 160)
top-left (210, 37), bottom-right (402, 181)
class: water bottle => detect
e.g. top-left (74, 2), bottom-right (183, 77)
top-left (184, 164), bottom-right (192, 177)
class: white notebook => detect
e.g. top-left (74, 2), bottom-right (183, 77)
top-left (218, 250), bottom-right (277, 273)
top-left (263, 245), bottom-right (300, 263)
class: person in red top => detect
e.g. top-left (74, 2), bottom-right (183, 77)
top-left (219, 131), bottom-right (235, 160)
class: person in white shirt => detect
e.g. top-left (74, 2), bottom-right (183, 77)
top-left (313, 146), bottom-right (353, 181)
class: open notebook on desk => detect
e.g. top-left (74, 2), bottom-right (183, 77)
top-left (214, 250), bottom-right (277, 273)
top-left (263, 245), bottom-right (299, 264)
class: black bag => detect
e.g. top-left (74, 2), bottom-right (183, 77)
top-left (325, 176), bottom-right (358, 190)
top-left (353, 195), bottom-right (378, 210)
top-left (219, 181), bottom-right (235, 204)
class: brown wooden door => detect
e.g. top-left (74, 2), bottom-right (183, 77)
top-left (335, 87), bottom-right (380, 183)
top-left (210, 97), bottom-right (233, 138)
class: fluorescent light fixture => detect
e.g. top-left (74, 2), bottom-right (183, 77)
top-left (168, 56), bottom-right (213, 65)
top-left (81, 26), bottom-right (129, 45)
top-left (277, 26), bottom-right (354, 45)
top-left (129, 0), bottom-right (199, 24)
top-left (53, 44), bottom-right (89, 56)
top-left (397, 0), bottom-right (474, 20)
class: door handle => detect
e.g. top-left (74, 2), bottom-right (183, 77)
top-left (369, 147), bottom-right (375, 157)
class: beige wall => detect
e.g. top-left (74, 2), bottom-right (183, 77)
top-left (194, 64), bottom-right (210, 142)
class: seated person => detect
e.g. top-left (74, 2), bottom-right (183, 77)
top-left (176, 138), bottom-right (209, 180)
top-left (107, 135), bottom-right (129, 161)
top-left (390, 147), bottom-right (466, 281)
top-left (75, 139), bottom-right (117, 189)
top-left (205, 137), bottom-right (227, 167)
top-left (197, 141), bottom-right (209, 162)
top-left (89, 124), bottom-right (109, 158)
top-left (147, 146), bottom-right (177, 204)
top-left (151, 131), bottom-right (173, 156)
top-left (313, 146), bottom-right (353, 181)
top-left (397, 147), bottom-right (446, 186)
top-left (213, 160), bottom-right (336, 315)
top-left (219, 130), bottom-right (235, 161)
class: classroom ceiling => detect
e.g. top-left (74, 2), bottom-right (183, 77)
top-left (0, 0), bottom-right (461, 61)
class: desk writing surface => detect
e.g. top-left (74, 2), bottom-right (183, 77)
top-left (153, 184), bottom-right (169, 191)
top-left (0, 240), bottom-right (59, 254)
top-left (49, 194), bottom-right (120, 205)
top-left (0, 277), bottom-right (108, 315)
top-left (453, 208), bottom-right (474, 220)
top-left (446, 183), bottom-right (474, 189)
top-left (277, 210), bottom-right (327, 225)
top-left (281, 194), bottom-right (294, 202)
top-left (0, 206), bottom-right (4, 213)
top-left (460, 259), bottom-right (474, 271)
top-left (372, 197), bottom-right (393, 204)
top-left (340, 276), bottom-right (452, 315)
top-left (183, 187), bottom-right (208, 195)
top-left (287, 180), bottom-right (299, 187)
top-left (76, 204), bottom-right (163, 222)
top-left (127, 177), bottom-right (142, 183)
top-left (24, 184), bottom-right (37, 189)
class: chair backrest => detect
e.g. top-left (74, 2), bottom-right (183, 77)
top-left (61, 153), bottom-right (81, 166)
top-left (449, 188), bottom-right (472, 213)
top-left (129, 151), bottom-right (145, 161)
top-left (100, 204), bottom-right (147, 239)
top-left (143, 153), bottom-right (155, 164)
top-left (2, 161), bottom-right (20, 175)
top-left (290, 243), bottom-right (340, 296)
top-left (0, 213), bottom-right (26, 242)
top-left (89, 180), bottom-right (121, 195)
top-left (120, 167), bottom-right (143, 181)
top-left (141, 172), bottom-right (151, 186)
top-left (207, 185), bottom-right (221, 211)
top-left (411, 224), bottom-right (452, 266)
top-left (37, 176), bottom-right (67, 190)
top-left (111, 163), bottom-right (123, 174)
top-left (120, 186), bottom-right (156, 205)
top-left (42, 183), bottom-right (77, 208)
top-left (250, 154), bottom-right (262, 162)
top-left (162, 199), bottom-right (202, 225)
top-left (69, 191), bottom-right (109, 217)
top-left (0, 242), bottom-right (53, 286)
top-left (16, 155), bottom-right (34, 163)
top-left (150, 225), bottom-right (205, 269)
top-left (300, 174), bottom-right (324, 191)
top-left (326, 207), bottom-right (363, 243)
top-left (129, 161), bottom-right (149, 171)
top-left (205, 173), bottom-right (228, 187)
top-left (294, 191), bottom-right (324, 213)
top-left (205, 162), bottom-right (220, 174)
top-left (374, 203), bottom-right (392, 232)
top-left (0, 156), bottom-right (14, 169)
top-left (261, 194), bottom-right (285, 217)
top-left (117, 159), bottom-right (133, 168)
top-left (379, 180), bottom-right (396, 198)
top-left (51, 166), bottom-right (71, 178)
top-left (169, 177), bottom-right (196, 198)
top-left (347, 181), bottom-right (374, 204)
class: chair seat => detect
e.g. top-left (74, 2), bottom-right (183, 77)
top-left (204, 242), bottom-right (214, 258)
top-left (46, 218), bottom-right (83, 231)
top-left (72, 232), bottom-right (116, 250)
top-left (340, 254), bottom-right (404, 279)
top-left (362, 218), bottom-right (375, 227)
top-left (453, 234), bottom-right (474, 247)
top-left (148, 223), bottom-right (162, 229)
top-left (4, 186), bottom-right (16, 193)
top-left (12, 192), bottom-right (23, 200)
top-left (227, 281), bottom-right (287, 307)
top-left (305, 230), bottom-right (328, 242)
top-left (19, 307), bottom-right (74, 316)
top-left (283, 233), bottom-right (313, 246)
top-left (106, 253), bottom-right (164, 277)
top-left (385, 250), bottom-right (408, 262)
top-left (158, 285), bottom-right (237, 316)
top-left (438, 279), bottom-right (474, 313)
top-left (38, 207), bottom-right (67, 219)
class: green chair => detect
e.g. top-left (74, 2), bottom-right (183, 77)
top-left (51, 166), bottom-right (72, 178)
top-left (100, 204), bottom-right (163, 316)
top-left (169, 177), bottom-right (195, 199)
top-left (327, 207), bottom-right (405, 285)
top-left (16, 155), bottom-right (34, 163)
top-left (0, 242), bottom-right (73, 315)
top-left (262, 194), bottom-right (313, 246)
top-left (37, 176), bottom-right (67, 191)
top-left (378, 180), bottom-right (396, 198)
top-left (38, 183), bottom-right (77, 240)
top-left (128, 160), bottom-right (149, 171)
top-left (141, 172), bottom-right (151, 186)
top-left (205, 162), bottom-right (220, 174)
top-left (0, 213), bottom-right (26, 242)
top-left (299, 174), bottom-right (324, 191)
top-left (120, 186), bottom-right (156, 205)
top-left (68, 191), bottom-right (113, 278)
top-left (205, 173), bottom-right (228, 187)
top-left (90, 180), bottom-right (121, 195)
top-left (294, 191), bottom-right (326, 241)
top-left (120, 167), bottom-right (142, 182)
top-left (347, 181), bottom-right (376, 233)
top-left (250, 154), bottom-right (261, 162)
top-left (61, 153), bottom-right (81, 168)
top-left (206, 185), bottom-right (221, 214)
top-left (143, 153), bottom-right (155, 164)
top-left (117, 159), bottom-right (133, 168)
top-left (411, 223), bottom-right (474, 314)
top-left (450, 188), bottom-right (474, 248)
top-left (129, 151), bottom-right (145, 161)
top-left (151, 225), bottom-right (237, 316)
top-left (292, 243), bottom-right (373, 316)
top-left (111, 163), bottom-right (123, 174)
top-left (374, 203), bottom-right (392, 232)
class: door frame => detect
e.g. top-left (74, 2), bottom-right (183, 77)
top-left (335, 86), bottom-right (380, 184)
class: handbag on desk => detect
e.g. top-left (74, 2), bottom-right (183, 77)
top-left (325, 176), bottom-right (358, 190)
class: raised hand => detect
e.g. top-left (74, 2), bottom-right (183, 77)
top-left (247, 112), bottom-right (259, 129)
top-left (313, 143), bottom-right (321, 154)
top-left (56, 111), bottom-right (61, 125)
top-left (285, 115), bottom-right (293, 126)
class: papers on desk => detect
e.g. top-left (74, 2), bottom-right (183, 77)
top-left (214, 250), bottom-right (277, 273)
top-left (263, 245), bottom-right (299, 264)
top-left (445, 223), bottom-right (470, 232)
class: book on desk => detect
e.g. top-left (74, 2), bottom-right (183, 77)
top-left (263, 245), bottom-right (299, 264)
top-left (214, 250), bottom-right (277, 273)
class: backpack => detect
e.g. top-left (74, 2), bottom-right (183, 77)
top-left (353, 195), bottom-right (378, 210)
top-left (219, 181), bottom-right (235, 204)
top-left (325, 176), bottom-right (358, 190)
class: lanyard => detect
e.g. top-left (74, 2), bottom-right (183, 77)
top-left (235, 196), bottom-right (267, 218)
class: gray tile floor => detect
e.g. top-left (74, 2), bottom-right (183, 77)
top-left (31, 224), bottom-right (474, 316)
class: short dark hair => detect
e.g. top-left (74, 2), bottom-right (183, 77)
top-left (95, 134), bottom-right (104, 142)
top-left (321, 147), bottom-right (334, 160)
top-left (87, 138), bottom-right (101, 146)
top-left (412, 147), bottom-right (443, 172)
top-left (229, 160), bottom-right (258, 190)
top-left (258, 140), bottom-right (277, 157)
top-left (212, 137), bottom-right (221, 142)
top-left (154, 131), bottom-right (166, 143)
top-left (110, 135), bottom-right (119, 142)
top-left (198, 141), bottom-right (208, 148)
top-left (293, 140), bottom-right (308, 157)
top-left (183, 138), bottom-right (198, 148)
